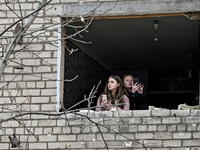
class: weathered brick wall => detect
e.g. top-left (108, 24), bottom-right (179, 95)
top-left (0, 109), bottom-right (200, 149)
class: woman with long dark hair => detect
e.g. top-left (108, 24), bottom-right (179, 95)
top-left (95, 75), bottom-right (130, 111)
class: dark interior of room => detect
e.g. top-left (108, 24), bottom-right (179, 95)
top-left (64, 14), bottom-right (199, 110)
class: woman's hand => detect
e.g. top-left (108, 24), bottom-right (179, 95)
top-left (100, 100), bottom-right (107, 107)
top-left (137, 83), bottom-right (144, 94)
top-left (105, 102), bottom-right (116, 110)
top-left (132, 82), bottom-right (140, 93)
top-left (101, 101), bottom-right (116, 110)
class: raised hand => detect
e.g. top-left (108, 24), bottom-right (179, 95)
top-left (132, 82), bottom-right (140, 93)
top-left (137, 83), bottom-right (144, 94)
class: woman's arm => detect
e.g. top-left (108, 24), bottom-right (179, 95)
top-left (118, 95), bottom-right (130, 110)
top-left (95, 96), bottom-right (105, 111)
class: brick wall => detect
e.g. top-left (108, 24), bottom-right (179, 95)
top-left (0, 109), bottom-right (200, 149)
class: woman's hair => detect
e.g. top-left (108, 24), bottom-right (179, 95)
top-left (122, 74), bottom-right (134, 96)
top-left (103, 75), bottom-right (124, 108)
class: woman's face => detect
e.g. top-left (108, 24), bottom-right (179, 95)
top-left (108, 77), bottom-right (120, 92)
top-left (124, 76), bottom-right (134, 88)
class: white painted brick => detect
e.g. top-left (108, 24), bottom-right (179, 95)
top-left (113, 110), bottom-right (132, 117)
top-left (34, 127), bottom-right (43, 135)
top-left (23, 121), bottom-right (38, 127)
top-left (38, 51), bottom-right (51, 57)
top-left (62, 126), bottom-right (71, 134)
top-left (2, 121), bottom-right (19, 127)
top-left (133, 110), bottom-right (151, 116)
top-left (36, 81), bottom-right (45, 88)
top-left (48, 142), bottom-right (68, 149)
top-left (30, 24), bottom-right (43, 29)
top-left (31, 114), bottom-right (49, 119)
top-left (7, 82), bottom-right (17, 88)
top-left (45, 44), bottom-right (57, 50)
top-left (41, 89), bottom-right (56, 96)
top-left (27, 44), bottom-right (43, 51)
top-left (60, 0), bottom-right (78, 2)
top-left (143, 118), bottom-right (161, 124)
top-left (163, 140), bottom-right (181, 147)
top-left (154, 132), bottom-right (172, 139)
top-left (33, 66), bottom-right (51, 73)
top-left (53, 51), bottom-right (57, 57)
top-left (22, 59), bottom-right (41, 65)
top-left (26, 82), bottom-right (36, 88)
top-left (0, 97), bottom-right (12, 104)
top-left (72, 126), bottom-right (81, 133)
top-left (20, 135), bottom-right (37, 142)
top-left (187, 124), bottom-right (197, 131)
top-left (7, 11), bottom-right (25, 17)
top-left (41, 104), bottom-right (56, 111)
top-left (43, 128), bottom-right (52, 134)
top-left (144, 140), bottom-right (163, 147)
top-left (16, 128), bottom-right (24, 134)
top-left (46, 81), bottom-right (57, 88)
top-left (51, 96), bottom-right (57, 103)
top-left (4, 67), bottom-right (13, 73)
top-left (3, 89), bottom-right (21, 96)
top-left (57, 119), bottom-right (65, 126)
top-left (39, 135), bottom-right (57, 141)
top-left (53, 127), bottom-right (61, 134)
top-left (4, 74), bottom-right (22, 81)
top-left (0, 143), bottom-right (9, 149)
top-left (1, 19), bottom-right (14, 24)
top-left (14, 3), bottom-right (33, 10)
top-left (129, 125), bottom-right (137, 132)
top-left (115, 134), bottom-right (133, 140)
top-left (22, 104), bottom-right (40, 111)
top-left (29, 143), bottom-right (47, 149)
top-left (32, 97), bottom-right (49, 103)
top-left (39, 120), bottom-right (56, 126)
top-left (77, 134), bottom-right (96, 141)
top-left (182, 117), bottom-right (200, 124)
top-left (0, 11), bottom-right (6, 17)
top-left (17, 82), bottom-right (27, 88)
top-left (15, 51), bottom-right (32, 58)
top-left (138, 125), bottom-right (147, 132)
top-left (158, 125), bottom-right (167, 131)
top-left (177, 124), bottom-right (186, 131)
top-left (42, 73), bottom-right (57, 80)
top-left (148, 125), bottom-right (157, 131)
top-left (87, 141), bottom-right (104, 149)
top-left (5, 128), bottom-right (13, 134)
top-left (152, 109), bottom-right (170, 116)
top-left (95, 111), bottom-right (113, 118)
top-left (85, 0), bottom-right (98, 2)
top-left (193, 132), bottom-right (200, 138)
top-left (191, 109), bottom-right (200, 116)
top-left (173, 132), bottom-right (191, 139)
top-left (183, 140), bottom-right (200, 146)
top-left (23, 89), bottom-right (40, 96)
top-left (58, 135), bottom-right (76, 141)
top-left (16, 97), bottom-right (30, 104)
top-left (0, 112), bottom-right (12, 119)
top-left (23, 74), bottom-right (41, 81)
top-left (43, 58), bottom-right (57, 65)
top-left (1, 135), bottom-right (11, 142)
top-left (191, 148), bottom-right (200, 150)
top-left (162, 117), bottom-right (181, 124)
top-left (167, 125), bottom-right (176, 131)
top-left (171, 110), bottom-right (190, 116)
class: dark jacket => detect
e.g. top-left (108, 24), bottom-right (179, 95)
top-left (124, 89), bottom-right (149, 110)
